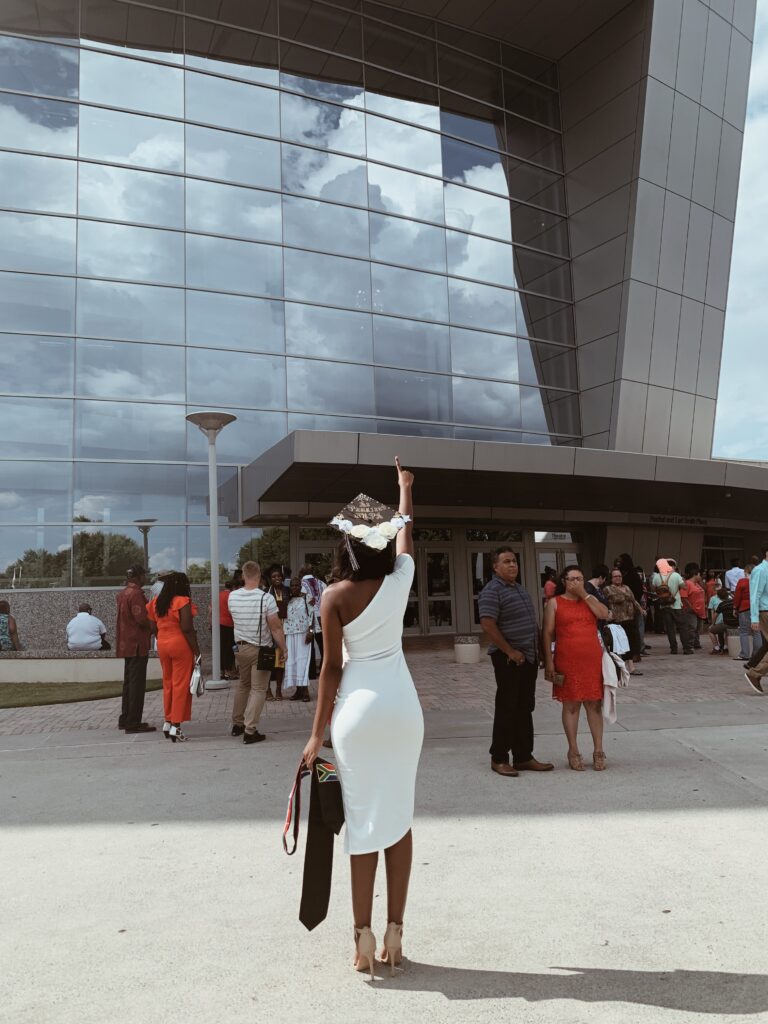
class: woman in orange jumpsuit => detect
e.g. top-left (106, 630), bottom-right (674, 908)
top-left (147, 572), bottom-right (200, 742)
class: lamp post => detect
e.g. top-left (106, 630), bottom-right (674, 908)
top-left (134, 518), bottom-right (157, 571)
top-left (186, 412), bottom-right (236, 690)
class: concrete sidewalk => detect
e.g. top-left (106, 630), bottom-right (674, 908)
top-left (2, 700), bottom-right (768, 1024)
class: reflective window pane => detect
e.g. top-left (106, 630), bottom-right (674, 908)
top-left (185, 0), bottom-right (277, 34)
top-left (281, 62), bottom-right (365, 106)
top-left (370, 213), bottom-right (446, 273)
top-left (281, 91), bottom-right (366, 156)
top-left (0, 151), bottom-right (76, 214)
top-left (78, 221), bottom-right (184, 285)
top-left (283, 195), bottom-right (368, 258)
top-left (73, 524), bottom-right (184, 586)
top-left (441, 96), bottom-right (505, 151)
top-left (511, 202), bottom-right (568, 256)
top-left (0, 271), bottom-right (75, 334)
top-left (282, 143), bottom-right (367, 205)
top-left (78, 163), bottom-right (184, 228)
top-left (0, 93), bottom-right (77, 156)
top-left (453, 377), bottom-right (521, 429)
top-left (447, 230), bottom-right (514, 287)
top-left (187, 348), bottom-right (286, 409)
top-left (450, 327), bottom-right (518, 381)
top-left (280, 0), bottom-right (362, 59)
top-left (442, 136), bottom-right (509, 195)
top-left (74, 462), bottom-right (186, 522)
top-left (186, 465), bottom-right (239, 523)
top-left (375, 367), bottom-right (452, 422)
top-left (372, 264), bottom-right (448, 320)
top-left (517, 292), bottom-right (573, 344)
top-left (76, 279), bottom-right (184, 343)
top-left (515, 249), bottom-right (571, 301)
top-left (448, 278), bottom-right (520, 334)
top-left (185, 18), bottom-right (278, 86)
top-left (186, 124), bottom-right (281, 188)
top-left (80, 49), bottom-right (183, 117)
top-left (288, 412), bottom-right (372, 433)
top-left (366, 113), bottom-right (442, 175)
top-left (373, 316), bottom-right (450, 372)
top-left (284, 249), bottom-right (370, 308)
top-left (76, 338), bottom-right (185, 401)
top-left (186, 525), bottom-right (286, 578)
top-left (0, 461), bottom-right (72, 524)
top-left (507, 157), bottom-right (565, 211)
top-left (0, 526), bottom-right (72, 588)
top-left (185, 71), bottom-right (279, 135)
top-left (444, 182), bottom-right (511, 242)
top-left (0, 211), bottom-right (76, 275)
top-left (368, 163), bottom-right (444, 222)
top-left (186, 291), bottom-right (285, 353)
top-left (504, 72), bottom-right (560, 129)
top-left (0, 0), bottom-right (77, 37)
top-left (186, 235), bottom-right (283, 296)
top-left (79, 107), bottom-right (184, 171)
top-left (0, 335), bottom-right (73, 396)
top-left (506, 112), bottom-right (562, 171)
top-left (502, 44), bottom-right (557, 88)
top-left (285, 303), bottom-right (373, 361)
top-left (0, 36), bottom-right (78, 98)
top-left (365, 68), bottom-right (439, 127)
top-left (364, 17), bottom-right (436, 82)
top-left (523, 386), bottom-right (553, 433)
top-left (0, 396), bottom-right (73, 457)
top-left (75, 400), bottom-right (187, 460)
top-left (81, 0), bottom-right (184, 56)
top-left (287, 357), bottom-right (374, 415)
top-left (186, 408), bottom-right (287, 462)
top-left (186, 179), bottom-right (282, 242)
top-left (438, 46), bottom-right (503, 107)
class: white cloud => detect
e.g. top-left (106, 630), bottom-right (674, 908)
top-left (713, 1), bottom-right (768, 460)
top-left (0, 491), bottom-right (22, 510)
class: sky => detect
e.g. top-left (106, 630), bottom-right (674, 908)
top-left (712, 0), bottom-right (768, 459)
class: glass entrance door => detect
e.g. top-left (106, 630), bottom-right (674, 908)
top-left (297, 544), bottom-right (335, 586)
top-left (423, 549), bottom-right (454, 632)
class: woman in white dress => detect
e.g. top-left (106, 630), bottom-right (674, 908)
top-left (303, 458), bottom-right (422, 979)
top-left (283, 578), bottom-right (313, 702)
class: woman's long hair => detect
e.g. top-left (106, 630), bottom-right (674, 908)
top-left (332, 537), bottom-right (397, 582)
top-left (155, 571), bottom-right (191, 617)
top-left (554, 564), bottom-right (582, 596)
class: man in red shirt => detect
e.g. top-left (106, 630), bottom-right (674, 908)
top-left (680, 563), bottom-right (706, 651)
top-left (115, 564), bottom-right (155, 733)
top-left (734, 561), bottom-right (758, 660)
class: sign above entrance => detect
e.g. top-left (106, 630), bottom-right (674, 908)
top-left (649, 515), bottom-right (708, 527)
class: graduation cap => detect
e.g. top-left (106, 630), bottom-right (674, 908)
top-left (329, 494), bottom-right (411, 570)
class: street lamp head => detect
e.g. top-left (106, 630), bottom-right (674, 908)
top-left (186, 411), bottom-right (237, 436)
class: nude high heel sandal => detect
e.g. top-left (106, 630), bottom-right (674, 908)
top-left (354, 926), bottom-right (376, 980)
top-left (381, 922), bottom-right (403, 977)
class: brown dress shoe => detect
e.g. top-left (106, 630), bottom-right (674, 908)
top-left (514, 758), bottom-right (554, 772)
top-left (491, 761), bottom-right (519, 777)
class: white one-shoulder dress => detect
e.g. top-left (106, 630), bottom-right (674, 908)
top-left (331, 554), bottom-right (424, 855)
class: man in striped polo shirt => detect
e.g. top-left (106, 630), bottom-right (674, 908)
top-left (479, 548), bottom-right (553, 777)
top-left (228, 560), bottom-right (288, 744)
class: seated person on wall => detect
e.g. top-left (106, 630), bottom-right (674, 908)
top-left (66, 603), bottom-right (109, 651)
top-left (0, 600), bottom-right (21, 651)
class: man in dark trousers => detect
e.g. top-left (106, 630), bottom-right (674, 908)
top-left (115, 564), bottom-right (155, 733)
top-left (479, 548), bottom-right (553, 777)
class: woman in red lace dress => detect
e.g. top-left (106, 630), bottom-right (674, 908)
top-left (542, 565), bottom-right (611, 772)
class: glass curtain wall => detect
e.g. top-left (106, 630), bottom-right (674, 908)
top-left (0, 0), bottom-right (577, 586)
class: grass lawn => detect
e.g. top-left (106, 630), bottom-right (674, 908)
top-left (0, 680), bottom-right (162, 709)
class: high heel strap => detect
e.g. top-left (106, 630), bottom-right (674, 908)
top-left (354, 926), bottom-right (376, 980)
top-left (382, 922), bottom-right (403, 977)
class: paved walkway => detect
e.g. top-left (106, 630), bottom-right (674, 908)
top-left (0, 637), bottom-right (763, 737)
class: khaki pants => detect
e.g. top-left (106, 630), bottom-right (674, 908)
top-left (232, 644), bottom-right (271, 734)
top-left (751, 611), bottom-right (768, 678)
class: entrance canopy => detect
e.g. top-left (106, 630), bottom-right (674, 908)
top-left (241, 432), bottom-right (768, 530)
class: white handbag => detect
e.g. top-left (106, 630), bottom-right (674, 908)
top-left (189, 655), bottom-right (204, 697)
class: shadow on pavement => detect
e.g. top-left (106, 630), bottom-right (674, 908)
top-left (384, 963), bottom-right (768, 1014)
